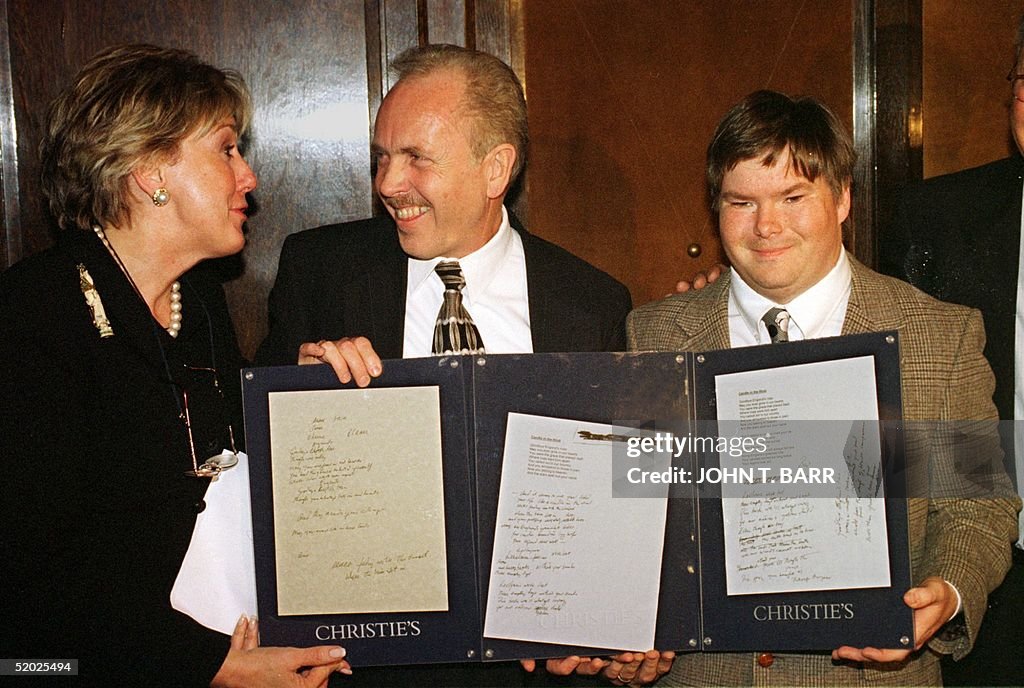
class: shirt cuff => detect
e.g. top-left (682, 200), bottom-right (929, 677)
top-left (944, 580), bottom-right (962, 621)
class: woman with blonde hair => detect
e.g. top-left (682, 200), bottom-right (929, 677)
top-left (0, 44), bottom-right (348, 686)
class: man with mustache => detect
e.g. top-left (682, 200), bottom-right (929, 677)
top-left (257, 44), bottom-right (631, 383)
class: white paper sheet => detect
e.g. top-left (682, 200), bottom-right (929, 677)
top-left (170, 450), bottom-right (257, 635)
top-left (483, 413), bottom-right (669, 651)
top-left (714, 356), bottom-right (890, 596)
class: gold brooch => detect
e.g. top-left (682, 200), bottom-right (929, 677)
top-left (78, 264), bottom-right (114, 337)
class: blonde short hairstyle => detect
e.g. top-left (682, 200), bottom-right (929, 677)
top-left (40, 44), bottom-right (253, 231)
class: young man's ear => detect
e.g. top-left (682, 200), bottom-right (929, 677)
top-left (836, 183), bottom-right (852, 225)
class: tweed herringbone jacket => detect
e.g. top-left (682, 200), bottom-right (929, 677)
top-left (626, 253), bottom-right (1020, 687)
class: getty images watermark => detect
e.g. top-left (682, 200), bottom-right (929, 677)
top-left (610, 419), bottom-right (1018, 500)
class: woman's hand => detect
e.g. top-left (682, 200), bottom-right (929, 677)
top-left (211, 615), bottom-right (352, 688)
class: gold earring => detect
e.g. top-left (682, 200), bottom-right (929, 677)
top-left (152, 188), bottom-right (170, 207)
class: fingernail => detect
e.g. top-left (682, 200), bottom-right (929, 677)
top-left (236, 614), bottom-right (247, 626)
top-left (371, 364), bottom-right (381, 375)
top-left (340, 667), bottom-right (353, 675)
top-left (329, 647), bottom-right (346, 658)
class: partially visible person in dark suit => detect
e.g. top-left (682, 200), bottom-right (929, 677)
top-left (256, 43), bottom-right (638, 686)
top-left (881, 15), bottom-right (1024, 688)
top-left (0, 44), bottom-right (349, 686)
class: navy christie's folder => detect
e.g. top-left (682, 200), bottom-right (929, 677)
top-left (241, 333), bottom-right (914, 666)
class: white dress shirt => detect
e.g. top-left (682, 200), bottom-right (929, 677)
top-left (403, 206), bottom-right (533, 357)
top-left (728, 250), bottom-right (852, 346)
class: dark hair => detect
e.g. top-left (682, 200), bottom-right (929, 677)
top-left (40, 44), bottom-right (252, 231)
top-left (706, 90), bottom-right (855, 213)
top-left (390, 44), bottom-right (528, 185)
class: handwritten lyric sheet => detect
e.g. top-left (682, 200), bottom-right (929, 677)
top-left (483, 413), bottom-right (669, 651)
top-left (268, 386), bottom-right (448, 615)
top-left (714, 356), bottom-right (890, 596)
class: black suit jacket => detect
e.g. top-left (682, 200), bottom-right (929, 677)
top-left (257, 215), bottom-right (633, 365)
top-left (0, 231), bottom-right (243, 684)
top-left (882, 156), bottom-right (1024, 688)
top-left (881, 154), bottom-right (1024, 420)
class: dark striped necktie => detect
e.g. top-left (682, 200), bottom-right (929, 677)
top-left (762, 307), bottom-right (791, 343)
top-left (432, 260), bottom-right (485, 355)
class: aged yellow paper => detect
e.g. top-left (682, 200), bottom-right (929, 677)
top-left (268, 386), bottom-right (448, 615)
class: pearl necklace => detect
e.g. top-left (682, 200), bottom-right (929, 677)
top-left (92, 225), bottom-right (183, 337)
top-left (167, 281), bottom-right (183, 337)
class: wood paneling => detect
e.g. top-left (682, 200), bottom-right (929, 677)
top-left (0, 0), bottom-right (18, 268)
top-left (426, 0), bottom-right (466, 45)
top-left (853, 0), bottom-right (922, 269)
top-left (474, 0), bottom-right (511, 58)
top-left (377, 0), bottom-right (421, 95)
top-left (5, 0), bottom-right (64, 265)
top-left (523, 0), bottom-right (852, 307)
top-left (233, 1), bottom-right (374, 357)
top-left (922, 0), bottom-right (1019, 177)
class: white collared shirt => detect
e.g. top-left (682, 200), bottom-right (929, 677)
top-left (728, 250), bottom-right (852, 346)
top-left (403, 206), bottom-right (533, 357)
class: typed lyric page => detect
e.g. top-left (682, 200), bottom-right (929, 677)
top-left (484, 413), bottom-right (669, 651)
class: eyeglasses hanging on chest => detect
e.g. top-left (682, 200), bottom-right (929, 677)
top-left (177, 365), bottom-right (239, 478)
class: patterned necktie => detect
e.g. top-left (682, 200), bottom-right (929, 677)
top-left (762, 307), bottom-right (790, 343)
top-left (432, 260), bottom-right (485, 355)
